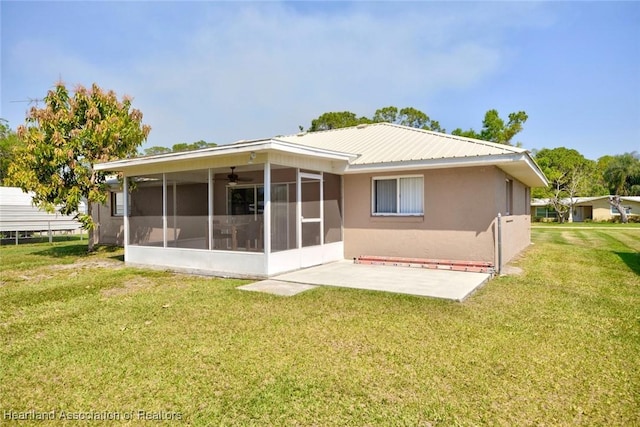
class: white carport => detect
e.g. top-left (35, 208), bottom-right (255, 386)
top-left (0, 187), bottom-right (85, 244)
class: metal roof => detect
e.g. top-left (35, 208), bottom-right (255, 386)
top-left (96, 122), bottom-right (548, 187)
top-left (277, 122), bottom-right (526, 165)
top-left (0, 187), bottom-right (84, 232)
top-left (94, 138), bottom-right (356, 171)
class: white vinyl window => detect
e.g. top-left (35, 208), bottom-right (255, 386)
top-left (611, 205), bottom-right (631, 215)
top-left (505, 179), bottom-right (513, 215)
top-left (111, 191), bottom-right (125, 216)
top-left (372, 176), bottom-right (423, 215)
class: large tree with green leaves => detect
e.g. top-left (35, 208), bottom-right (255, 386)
top-left (307, 111), bottom-right (371, 132)
top-left (533, 147), bottom-right (594, 222)
top-left (452, 109), bottom-right (528, 146)
top-left (306, 107), bottom-right (529, 140)
top-left (307, 106), bottom-right (444, 133)
top-left (141, 140), bottom-right (217, 156)
top-left (8, 82), bottom-right (151, 250)
top-left (603, 152), bottom-right (640, 196)
top-left (371, 106), bottom-right (444, 132)
top-left (0, 119), bottom-right (21, 185)
top-left (603, 152), bottom-right (640, 223)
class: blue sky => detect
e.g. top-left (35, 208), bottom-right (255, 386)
top-left (1, 1), bottom-right (638, 160)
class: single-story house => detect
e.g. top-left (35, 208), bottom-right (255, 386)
top-left (531, 196), bottom-right (640, 222)
top-left (94, 123), bottom-right (548, 278)
top-left (0, 186), bottom-right (85, 242)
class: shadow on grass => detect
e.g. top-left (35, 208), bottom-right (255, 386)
top-left (32, 244), bottom-right (122, 259)
top-left (616, 252), bottom-right (640, 276)
top-left (34, 243), bottom-right (89, 258)
top-left (109, 254), bottom-right (125, 262)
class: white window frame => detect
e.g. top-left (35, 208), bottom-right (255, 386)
top-left (371, 175), bottom-right (424, 216)
top-left (610, 205), bottom-right (631, 215)
top-left (111, 191), bottom-right (125, 217)
top-left (535, 207), bottom-right (557, 218)
top-left (505, 179), bottom-right (513, 216)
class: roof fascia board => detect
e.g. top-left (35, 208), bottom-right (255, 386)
top-left (518, 153), bottom-right (549, 187)
top-left (344, 153), bottom-right (548, 187)
top-left (94, 140), bottom-right (272, 171)
top-left (95, 139), bottom-right (355, 172)
top-left (344, 153), bottom-right (525, 173)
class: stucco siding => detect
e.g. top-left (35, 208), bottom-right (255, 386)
top-left (343, 166), bottom-right (523, 263)
top-left (590, 198), bottom-right (640, 221)
top-left (94, 200), bottom-right (124, 246)
top-left (494, 214), bottom-right (531, 268)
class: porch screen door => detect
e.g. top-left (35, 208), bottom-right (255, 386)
top-left (298, 171), bottom-right (323, 248)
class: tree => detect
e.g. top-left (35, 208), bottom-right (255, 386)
top-left (7, 82), bottom-right (151, 251)
top-left (450, 128), bottom-right (481, 139)
top-left (533, 147), bottom-right (593, 222)
top-left (142, 146), bottom-right (172, 156)
top-left (171, 140), bottom-right (217, 152)
top-left (370, 106), bottom-right (445, 131)
top-left (603, 152), bottom-right (640, 196)
top-left (141, 140), bottom-right (217, 156)
top-left (308, 111), bottom-right (370, 132)
top-left (582, 155), bottom-right (613, 196)
top-left (309, 106), bottom-right (444, 133)
top-left (397, 107), bottom-right (444, 132)
top-left (452, 109), bottom-right (528, 146)
top-left (0, 119), bottom-right (21, 185)
top-left (306, 107), bottom-right (526, 139)
top-left (609, 195), bottom-right (630, 223)
top-left (603, 152), bottom-right (640, 223)
top-left (372, 106), bottom-right (399, 124)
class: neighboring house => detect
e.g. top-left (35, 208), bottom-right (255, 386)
top-left (531, 196), bottom-right (640, 222)
top-left (0, 186), bottom-right (85, 241)
top-left (94, 123), bottom-right (547, 278)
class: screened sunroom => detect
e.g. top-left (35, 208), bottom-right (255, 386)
top-left (95, 140), bottom-right (352, 277)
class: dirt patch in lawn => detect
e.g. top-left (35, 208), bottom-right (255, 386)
top-left (3, 258), bottom-right (125, 285)
top-left (101, 277), bottom-right (156, 298)
top-left (53, 258), bottom-right (125, 271)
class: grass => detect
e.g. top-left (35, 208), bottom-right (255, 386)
top-left (532, 221), bottom-right (640, 228)
top-left (1, 228), bottom-right (639, 426)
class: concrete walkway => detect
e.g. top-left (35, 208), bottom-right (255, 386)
top-left (240, 260), bottom-right (492, 301)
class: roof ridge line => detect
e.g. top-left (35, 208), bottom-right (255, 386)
top-left (280, 122), bottom-right (526, 154)
top-left (379, 122), bottom-right (526, 153)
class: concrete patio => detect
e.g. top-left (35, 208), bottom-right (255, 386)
top-left (238, 260), bottom-right (492, 301)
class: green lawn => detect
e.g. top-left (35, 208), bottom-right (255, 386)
top-left (532, 221), bottom-right (640, 228)
top-left (1, 228), bottom-right (639, 426)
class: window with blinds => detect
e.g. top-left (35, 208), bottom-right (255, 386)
top-left (372, 176), bottom-right (424, 215)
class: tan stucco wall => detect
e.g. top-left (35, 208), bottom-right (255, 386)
top-left (589, 198), bottom-right (640, 221)
top-left (532, 198), bottom-right (640, 222)
top-left (95, 165), bottom-right (533, 266)
top-left (93, 194), bottom-right (125, 246)
top-left (342, 166), bottom-right (531, 264)
top-left (493, 214), bottom-right (531, 268)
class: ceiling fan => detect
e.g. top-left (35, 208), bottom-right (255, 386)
top-left (227, 166), bottom-right (253, 186)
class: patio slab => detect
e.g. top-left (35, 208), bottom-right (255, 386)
top-left (237, 280), bottom-right (318, 296)
top-left (272, 260), bottom-right (492, 301)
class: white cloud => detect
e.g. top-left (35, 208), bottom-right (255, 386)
top-left (124, 2), bottom-right (528, 147)
top-left (3, 1), bottom-right (552, 148)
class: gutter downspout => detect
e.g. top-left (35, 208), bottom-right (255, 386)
top-left (497, 213), bottom-right (502, 275)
